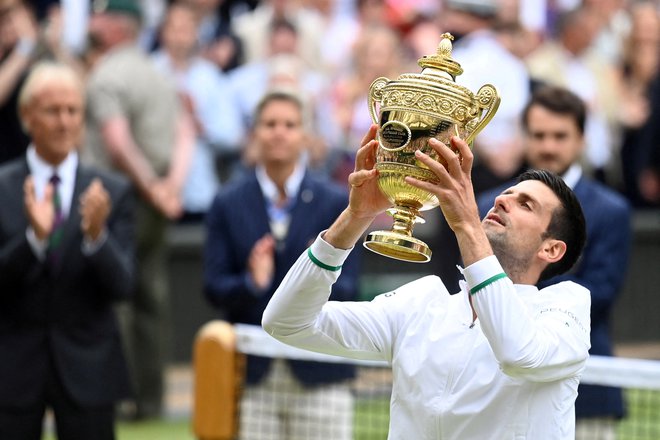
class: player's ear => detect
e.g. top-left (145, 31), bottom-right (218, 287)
top-left (538, 239), bottom-right (566, 264)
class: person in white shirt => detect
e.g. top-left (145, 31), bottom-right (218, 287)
top-left (262, 125), bottom-right (591, 440)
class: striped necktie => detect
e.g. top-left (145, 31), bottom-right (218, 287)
top-left (47, 173), bottom-right (64, 266)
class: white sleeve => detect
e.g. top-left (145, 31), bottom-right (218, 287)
top-left (464, 256), bottom-right (591, 382)
top-left (262, 233), bottom-right (395, 362)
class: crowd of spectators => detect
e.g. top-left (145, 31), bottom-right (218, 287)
top-left (2, 0), bottom-right (659, 208)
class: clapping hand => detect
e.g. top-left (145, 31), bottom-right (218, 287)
top-left (248, 234), bottom-right (276, 292)
top-left (80, 178), bottom-right (111, 241)
top-left (24, 176), bottom-right (55, 241)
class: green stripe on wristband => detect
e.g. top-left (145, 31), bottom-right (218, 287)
top-left (307, 248), bottom-right (342, 272)
top-left (469, 272), bottom-right (508, 295)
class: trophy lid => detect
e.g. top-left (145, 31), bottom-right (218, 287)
top-left (417, 33), bottom-right (463, 79)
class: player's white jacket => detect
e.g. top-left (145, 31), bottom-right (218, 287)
top-left (263, 234), bottom-right (591, 440)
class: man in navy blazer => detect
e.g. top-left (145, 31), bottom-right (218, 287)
top-left (204, 90), bottom-right (360, 440)
top-left (477, 86), bottom-right (631, 438)
top-left (0, 62), bottom-right (134, 439)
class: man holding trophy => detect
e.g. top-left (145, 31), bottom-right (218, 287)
top-left (262, 34), bottom-right (591, 439)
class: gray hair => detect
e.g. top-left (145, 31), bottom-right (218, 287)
top-left (18, 61), bottom-right (84, 130)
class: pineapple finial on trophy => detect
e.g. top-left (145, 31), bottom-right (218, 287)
top-left (438, 32), bottom-right (454, 57)
top-left (417, 32), bottom-right (463, 79)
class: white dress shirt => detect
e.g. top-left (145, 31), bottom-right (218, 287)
top-left (263, 235), bottom-right (591, 439)
top-left (255, 163), bottom-right (305, 241)
top-left (27, 145), bottom-right (77, 218)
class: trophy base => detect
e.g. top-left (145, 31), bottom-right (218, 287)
top-left (363, 230), bottom-right (432, 263)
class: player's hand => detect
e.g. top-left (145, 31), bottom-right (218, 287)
top-left (346, 124), bottom-right (391, 220)
top-left (406, 136), bottom-right (480, 232)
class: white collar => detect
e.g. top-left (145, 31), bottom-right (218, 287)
top-left (561, 163), bottom-right (582, 190)
top-left (255, 163), bottom-right (305, 204)
top-left (26, 145), bottom-right (78, 183)
top-left (26, 145), bottom-right (78, 214)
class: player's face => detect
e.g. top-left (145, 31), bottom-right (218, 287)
top-left (483, 179), bottom-right (561, 265)
top-left (524, 105), bottom-right (584, 176)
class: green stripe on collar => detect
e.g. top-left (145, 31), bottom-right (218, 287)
top-left (470, 272), bottom-right (508, 295)
top-left (307, 248), bottom-right (342, 272)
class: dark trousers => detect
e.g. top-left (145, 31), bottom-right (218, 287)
top-left (0, 361), bottom-right (115, 440)
top-left (116, 201), bottom-right (170, 417)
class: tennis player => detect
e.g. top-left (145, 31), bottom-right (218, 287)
top-left (263, 125), bottom-right (591, 439)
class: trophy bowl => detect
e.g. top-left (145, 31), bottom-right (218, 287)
top-left (363, 33), bottom-right (500, 263)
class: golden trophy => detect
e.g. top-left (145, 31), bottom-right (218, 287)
top-left (364, 33), bottom-right (500, 263)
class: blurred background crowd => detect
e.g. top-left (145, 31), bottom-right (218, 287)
top-left (3, 0), bottom-right (660, 212)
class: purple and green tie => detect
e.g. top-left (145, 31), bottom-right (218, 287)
top-left (47, 174), bottom-right (64, 266)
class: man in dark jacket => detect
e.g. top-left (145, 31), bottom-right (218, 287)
top-left (0, 61), bottom-right (135, 440)
top-left (204, 90), bottom-right (361, 440)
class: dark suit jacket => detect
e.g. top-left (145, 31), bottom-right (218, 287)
top-left (0, 158), bottom-right (135, 408)
top-left (477, 175), bottom-right (631, 418)
top-left (204, 169), bottom-right (361, 386)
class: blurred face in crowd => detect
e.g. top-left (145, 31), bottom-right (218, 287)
top-left (524, 104), bottom-right (584, 176)
top-left (20, 76), bottom-right (84, 165)
top-left (183, 0), bottom-right (220, 16)
top-left (88, 11), bottom-right (139, 51)
top-left (161, 5), bottom-right (198, 59)
top-left (254, 98), bottom-right (305, 167)
top-left (627, 3), bottom-right (660, 83)
top-left (269, 25), bottom-right (298, 56)
top-left (562, 9), bottom-right (601, 55)
top-left (354, 26), bottom-right (401, 80)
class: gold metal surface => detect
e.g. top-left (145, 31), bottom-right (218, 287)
top-left (363, 32), bottom-right (500, 263)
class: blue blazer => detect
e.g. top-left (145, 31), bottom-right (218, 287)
top-left (477, 175), bottom-right (631, 418)
top-left (204, 169), bottom-right (361, 386)
top-left (0, 158), bottom-right (135, 408)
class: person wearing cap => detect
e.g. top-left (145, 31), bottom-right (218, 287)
top-left (83, 0), bottom-right (195, 420)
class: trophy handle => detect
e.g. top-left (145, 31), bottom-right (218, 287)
top-left (368, 77), bottom-right (390, 124)
top-left (464, 84), bottom-right (501, 144)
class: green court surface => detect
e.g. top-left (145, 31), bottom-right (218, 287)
top-left (42, 388), bottom-right (659, 440)
top-left (44, 419), bottom-right (195, 440)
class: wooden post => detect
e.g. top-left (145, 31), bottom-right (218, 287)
top-left (192, 320), bottom-right (244, 440)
